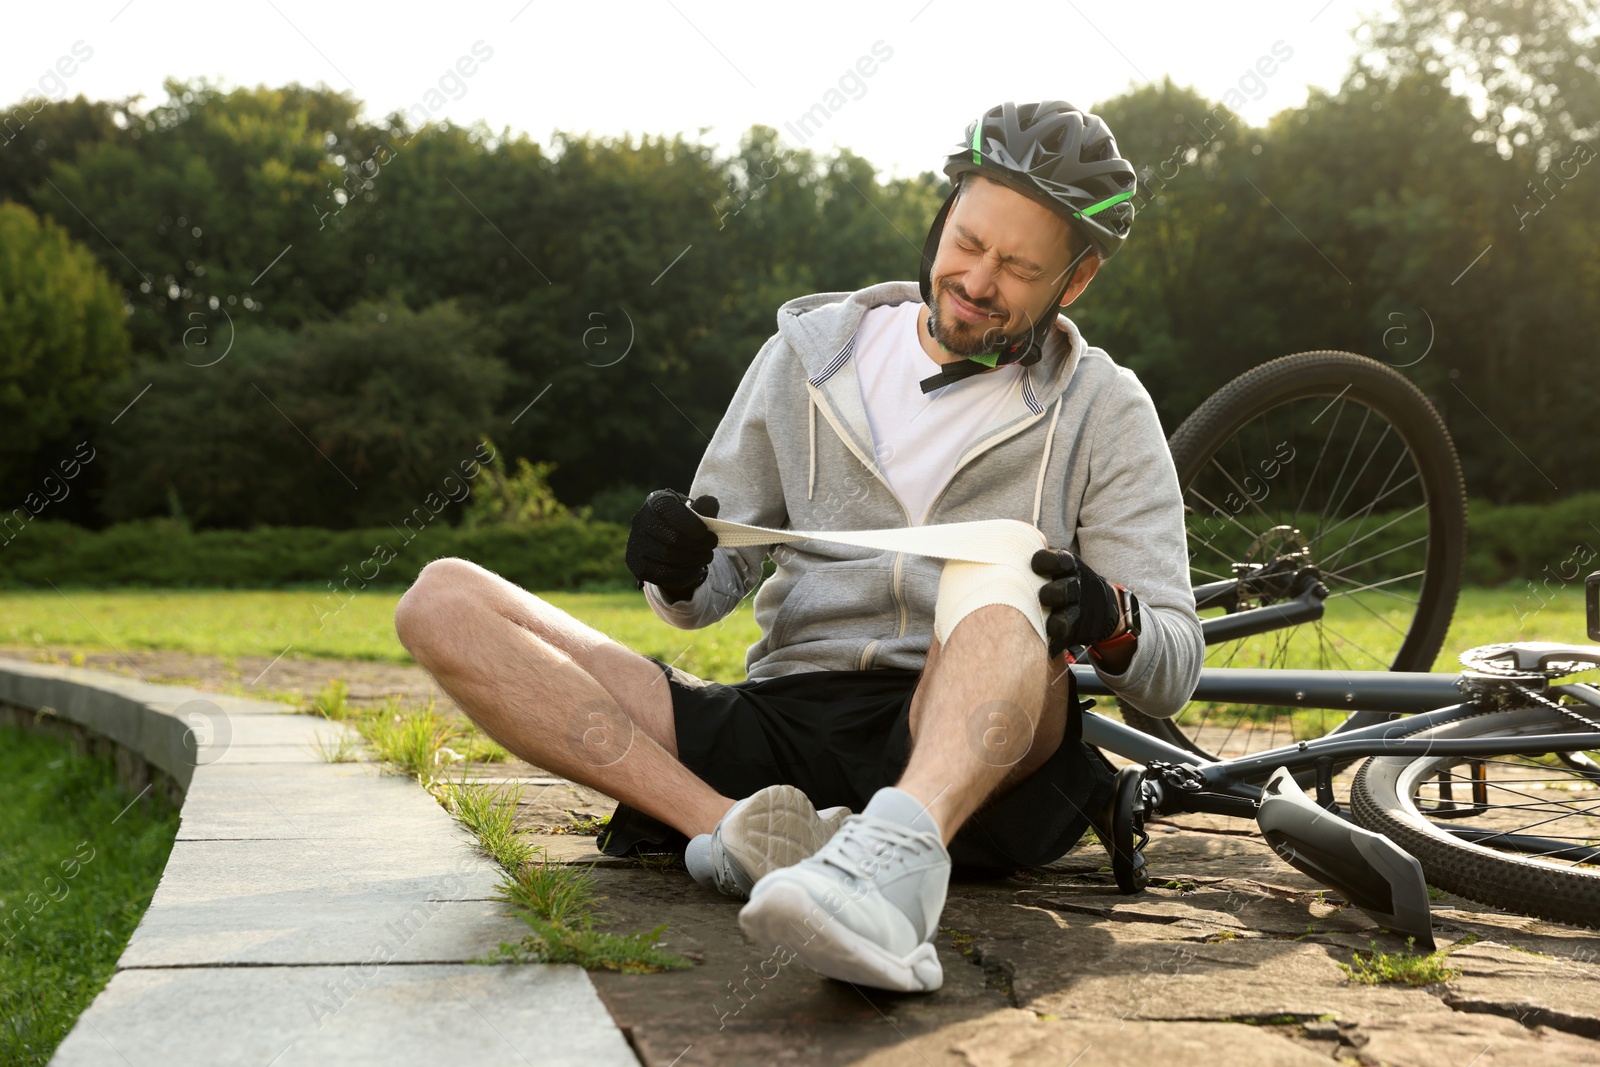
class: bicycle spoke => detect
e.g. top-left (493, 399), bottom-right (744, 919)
top-left (1323, 421), bottom-right (1395, 547)
top-left (1186, 522), bottom-right (1257, 572)
top-left (1312, 572), bottom-right (1427, 598)
top-left (1208, 456), bottom-right (1278, 530)
top-left (1187, 487), bottom-right (1271, 549)
top-left (1322, 434), bottom-right (1408, 562)
top-left (1312, 406), bottom-right (1372, 546)
top-left (1441, 802), bottom-right (1600, 846)
top-left (1314, 620), bottom-right (1391, 671)
top-left (1295, 395), bottom-right (1346, 522)
top-left (1324, 583), bottom-right (1411, 640)
top-left (1319, 502), bottom-right (1428, 572)
top-left (1305, 470), bottom-right (1423, 553)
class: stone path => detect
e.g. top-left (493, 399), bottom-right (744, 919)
top-left (18, 646), bottom-right (1600, 1066)
top-left (525, 794), bottom-right (1600, 1067)
top-left (0, 657), bottom-right (635, 1067)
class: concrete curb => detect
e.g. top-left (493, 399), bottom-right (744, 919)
top-left (0, 657), bottom-right (638, 1066)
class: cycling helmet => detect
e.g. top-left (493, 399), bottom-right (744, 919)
top-left (918, 100), bottom-right (1137, 394)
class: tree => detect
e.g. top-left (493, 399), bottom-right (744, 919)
top-left (0, 201), bottom-right (130, 476)
top-left (100, 298), bottom-right (507, 528)
top-left (33, 79), bottom-right (391, 355)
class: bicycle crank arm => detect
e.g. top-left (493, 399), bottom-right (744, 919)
top-left (1256, 766), bottom-right (1435, 950)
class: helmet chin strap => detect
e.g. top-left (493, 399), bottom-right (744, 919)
top-left (918, 242), bottom-right (1093, 395)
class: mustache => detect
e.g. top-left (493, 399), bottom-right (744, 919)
top-left (941, 281), bottom-right (1003, 316)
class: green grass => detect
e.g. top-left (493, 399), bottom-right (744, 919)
top-left (0, 585), bottom-right (1587, 686)
top-left (300, 684), bottom-right (505, 777)
top-left (310, 728), bottom-right (359, 763)
top-left (358, 699), bottom-right (466, 784)
top-left (486, 851), bottom-right (689, 975)
top-left (437, 778), bottom-right (688, 975)
top-left (1339, 936), bottom-right (1467, 986)
top-left (1201, 585), bottom-right (1593, 674)
top-left (438, 779), bottom-right (538, 870)
top-left (0, 588), bottom-right (754, 681)
top-left (0, 725), bottom-right (180, 1066)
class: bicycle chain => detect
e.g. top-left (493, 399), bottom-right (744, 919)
top-left (1512, 682), bottom-right (1600, 733)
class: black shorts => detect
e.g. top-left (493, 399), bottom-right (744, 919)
top-left (597, 659), bottom-right (1116, 874)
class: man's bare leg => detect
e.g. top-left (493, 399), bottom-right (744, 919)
top-left (393, 557), bottom-right (733, 838)
top-left (738, 606), bottom-right (1071, 993)
top-left (897, 603), bottom-right (1068, 841)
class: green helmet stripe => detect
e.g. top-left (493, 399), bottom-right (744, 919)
top-left (971, 120), bottom-right (982, 164)
top-left (1077, 188), bottom-right (1134, 218)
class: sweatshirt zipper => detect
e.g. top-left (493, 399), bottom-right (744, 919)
top-left (918, 406), bottom-right (1050, 527)
top-left (807, 381), bottom-right (914, 672)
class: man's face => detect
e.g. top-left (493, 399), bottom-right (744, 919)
top-left (926, 176), bottom-right (1094, 356)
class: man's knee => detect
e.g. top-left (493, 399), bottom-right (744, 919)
top-left (394, 557), bottom-right (489, 659)
top-left (940, 601), bottom-right (1045, 653)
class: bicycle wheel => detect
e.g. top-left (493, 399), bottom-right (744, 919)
top-left (1123, 352), bottom-right (1468, 759)
top-left (1351, 706), bottom-right (1600, 927)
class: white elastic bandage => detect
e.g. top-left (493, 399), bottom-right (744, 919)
top-left (700, 516), bottom-right (1051, 648)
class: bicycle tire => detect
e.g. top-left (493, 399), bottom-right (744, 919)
top-left (1351, 706), bottom-right (1600, 927)
top-left (1123, 352), bottom-right (1468, 757)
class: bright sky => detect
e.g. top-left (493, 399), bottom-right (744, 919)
top-left (7, 1), bottom-right (1378, 178)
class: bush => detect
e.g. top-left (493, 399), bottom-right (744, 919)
top-left (3, 493), bottom-right (1596, 592)
top-left (1464, 493), bottom-right (1600, 587)
top-left (0, 516), bottom-right (630, 590)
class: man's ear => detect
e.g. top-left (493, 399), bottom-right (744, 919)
top-left (1060, 254), bottom-right (1101, 307)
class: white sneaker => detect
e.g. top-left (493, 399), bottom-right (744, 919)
top-left (737, 786), bottom-right (950, 992)
top-left (683, 784), bottom-right (850, 899)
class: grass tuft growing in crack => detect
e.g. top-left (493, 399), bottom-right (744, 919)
top-left (1340, 936), bottom-right (1462, 986)
top-left (486, 846), bottom-right (690, 974)
top-left (311, 728), bottom-right (359, 763)
top-left (439, 778), bottom-right (689, 975)
top-left (496, 845), bottom-right (604, 925)
top-left (305, 684), bottom-right (508, 776)
top-left (309, 678), bottom-right (354, 721)
top-left (439, 778), bottom-right (537, 869)
top-left (360, 697), bottom-right (466, 782)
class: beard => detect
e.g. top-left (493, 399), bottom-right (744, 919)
top-left (926, 278), bottom-right (1034, 356)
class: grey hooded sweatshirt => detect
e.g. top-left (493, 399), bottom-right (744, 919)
top-left (645, 280), bottom-right (1203, 718)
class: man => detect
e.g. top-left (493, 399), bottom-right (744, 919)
top-left (394, 100), bottom-right (1202, 994)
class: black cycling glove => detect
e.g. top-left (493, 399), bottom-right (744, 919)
top-left (625, 489), bottom-right (720, 603)
top-left (1031, 548), bottom-right (1123, 657)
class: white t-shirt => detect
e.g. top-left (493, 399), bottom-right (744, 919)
top-left (852, 301), bottom-right (1024, 526)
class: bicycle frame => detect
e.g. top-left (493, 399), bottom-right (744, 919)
top-left (1070, 664), bottom-right (1600, 820)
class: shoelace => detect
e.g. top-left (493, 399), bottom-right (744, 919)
top-left (711, 842), bottom-right (746, 894)
top-left (816, 816), bottom-right (934, 884)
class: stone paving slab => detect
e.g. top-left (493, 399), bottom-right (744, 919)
top-left (119, 898), bottom-right (525, 967)
top-left (146, 831), bottom-right (501, 903)
top-left (1349, 1009), bottom-right (1600, 1067)
top-left (847, 1011), bottom-right (1337, 1067)
top-left (51, 963), bottom-right (636, 1067)
top-left (1442, 940), bottom-right (1600, 1037)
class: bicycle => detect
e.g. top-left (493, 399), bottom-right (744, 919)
top-left (1126, 350), bottom-right (1470, 760)
top-left (1069, 571), bottom-right (1600, 948)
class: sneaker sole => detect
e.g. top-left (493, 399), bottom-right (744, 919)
top-left (738, 880), bottom-right (943, 993)
top-left (720, 785), bottom-right (844, 886)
